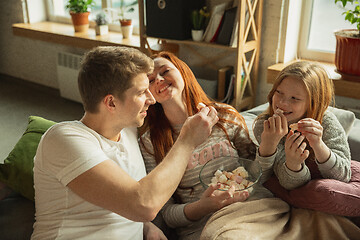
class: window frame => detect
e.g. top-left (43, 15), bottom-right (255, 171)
top-left (297, 0), bottom-right (335, 63)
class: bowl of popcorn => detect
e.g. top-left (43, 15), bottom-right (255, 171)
top-left (199, 157), bottom-right (262, 194)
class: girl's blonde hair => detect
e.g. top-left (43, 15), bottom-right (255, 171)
top-left (266, 61), bottom-right (334, 123)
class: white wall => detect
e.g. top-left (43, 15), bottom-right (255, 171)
top-left (0, 0), bottom-right (86, 89)
top-left (0, 0), bottom-right (284, 106)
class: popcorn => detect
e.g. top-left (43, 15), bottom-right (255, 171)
top-left (210, 166), bottom-right (254, 191)
top-left (275, 108), bottom-right (284, 114)
top-left (289, 123), bottom-right (299, 131)
top-left (273, 108), bottom-right (284, 117)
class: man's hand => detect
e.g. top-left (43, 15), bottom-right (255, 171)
top-left (179, 105), bottom-right (219, 148)
top-left (143, 222), bottom-right (167, 240)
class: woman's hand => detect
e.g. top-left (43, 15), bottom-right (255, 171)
top-left (143, 222), bottom-right (168, 240)
top-left (259, 112), bottom-right (288, 157)
top-left (284, 131), bottom-right (309, 171)
top-left (297, 118), bottom-right (331, 163)
top-left (201, 183), bottom-right (249, 210)
top-left (184, 183), bottom-right (249, 221)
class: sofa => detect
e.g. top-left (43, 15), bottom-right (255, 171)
top-left (0, 104), bottom-right (359, 240)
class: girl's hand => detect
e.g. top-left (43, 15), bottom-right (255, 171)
top-left (297, 118), bottom-right (331, 163)
top-left (284, 131), bottom-right (309, 171)
top-left (297, 118), bottom-right (323, 148)
top-left (259, 112), bottom-right (288, 157)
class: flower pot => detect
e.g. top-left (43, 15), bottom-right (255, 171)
top-left (191, 29), bottom-right (204, 42)
top-left (95, 25), bottom-right (109, 35)
top-left (334, 29), bottom-right (360, 78)
top-left (70, 12), bottom-right (90, 32)
top-left (120, 19), bottom-right (133, 38)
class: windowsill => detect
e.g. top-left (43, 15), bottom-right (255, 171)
top-left (12, 21), bottom-right (158, 50)
top-left (267, 60), bottom-right (360, 99)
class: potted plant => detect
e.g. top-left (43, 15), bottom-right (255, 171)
top-left (191, 6), bottom-right (210, 42)
top-left (118, 0), bottom-right (138, 38)
top-left (95, 12), bottom-right (109, 35)
top-left (66, 0), bottom-right (95, 32)
top-left (334, 0), bottom-right (360, 77)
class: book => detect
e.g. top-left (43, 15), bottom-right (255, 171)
top-left (230, 1), bottom-right (250, 47)
top-left (216, 6), bottom-right (238, 45)
top-left (209, 14), bottom-right (224, 42)
top-left (202, 3), bottom-right (227, 42)
top-left (222, 74), bottom-right (235, 104)
top-left (217, 66), bottom-right (234, 101)
top-left (229, 0), bottom-right (240, 47)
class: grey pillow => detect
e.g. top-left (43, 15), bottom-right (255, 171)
top-left (328, 106), bottom-right (355, 136)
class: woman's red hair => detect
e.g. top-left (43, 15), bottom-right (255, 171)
top-left (139, 51), bottom-right (250, 164)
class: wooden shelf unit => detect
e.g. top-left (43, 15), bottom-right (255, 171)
top-left (138, 0), bottom-right (263, 111)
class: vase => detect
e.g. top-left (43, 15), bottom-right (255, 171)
top-left (95, 25), bottom-right (109, 35)
top-left (70, 12), bottom-right (90, 32)
top-left (191, 29), bottom-right (204, 42)
top-left (120, 19), bottom-right (133, 38)
top-left (334, 29), bottom-right (360, 78)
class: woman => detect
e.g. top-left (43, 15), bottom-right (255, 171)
top-left (139, 52), bottom-right (259, 239)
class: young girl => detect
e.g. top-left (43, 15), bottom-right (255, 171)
top-left (254, 61), bottom-right (359, 217)
top-left (138, 52), bottom-right (262, 240)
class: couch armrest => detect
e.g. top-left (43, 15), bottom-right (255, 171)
top-left (348, 119), bottom-right (360, 161)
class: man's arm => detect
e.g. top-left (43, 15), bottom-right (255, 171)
top-left (67, 106), bottom-right (218, 222)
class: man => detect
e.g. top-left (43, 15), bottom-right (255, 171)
top-left (31, 46), bottom-right (218, 240)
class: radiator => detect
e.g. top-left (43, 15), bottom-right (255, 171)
top-left (56, 52), bottom-right (82, 103)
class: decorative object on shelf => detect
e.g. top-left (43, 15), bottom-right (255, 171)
top-left (120, 19), bottom-right (133, 38)
top-left (118, 0), bottom-right (137, 38)
top-left (191, 6), bottom-right (210, 42)
top-left (102, 0), bottom-right (137, 38)
top-left (95, 12), bottom-right (109, 35)
top-left (148, 39), bottom-right (179, 56)
top-left (334, 0), bottom-right (360, 78)
top-left (66, 0), bottom-right (95, 32)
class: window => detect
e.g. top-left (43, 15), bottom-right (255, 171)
top-left (298, 0), bottom-right (355, 62)
top-left (47, 0), bottom-right (139, 33)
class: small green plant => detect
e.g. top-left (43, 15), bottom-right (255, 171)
top-left (66, 0), bottom-right (95, 13)
top-left (95, 12), bottom-right (109, 26)
top-left (192, 6), bottom-right (210, 30)
top-left (335, 0), bottom-right (360, 35)
top-left (118, 0), bottom-right (138, 20)
top-left (102, 0), bottom-right (137, 22)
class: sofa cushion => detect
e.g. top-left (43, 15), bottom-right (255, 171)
top-left (0, 192), bottom-right (35, 240)
top-left (0, 116), bottom-right (56, 201)
top-left (263, 160), bottom-right (360, 217)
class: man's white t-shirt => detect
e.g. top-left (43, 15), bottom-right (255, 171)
top-left (31, 121), bottom-right (146, 240)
